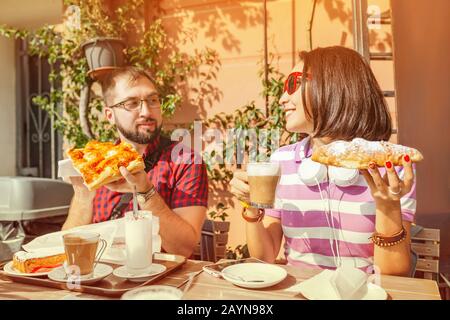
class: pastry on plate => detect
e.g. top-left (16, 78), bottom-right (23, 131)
top-left (12, 251), bottom-right (66, 274)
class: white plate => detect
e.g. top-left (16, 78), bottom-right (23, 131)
top-left (48, 263), bottom-right (113, 285)
top-left (113, 264), bottom-right (167, 283)
top-left (121, 285), bottom-right (183, 300)
top-left (221, 263), bottom-right (288, 289)
top-left (2, 261), bottom-right (54, 277)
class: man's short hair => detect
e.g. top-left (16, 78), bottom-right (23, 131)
top-left (100, 66), bottom-right (157, 106)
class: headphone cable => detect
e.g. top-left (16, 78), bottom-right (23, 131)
top-left (316, 178), bottom-right (342, 268)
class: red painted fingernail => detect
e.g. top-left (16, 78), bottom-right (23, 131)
top-left (385, 161), bottom-right (393, 169)
top-left (404, 155), bottom-right (410, 163)
top-left (369, 163), bottom-right (376, 170)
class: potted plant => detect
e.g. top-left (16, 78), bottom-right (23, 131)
top-left (78, 37), bottom-right (126, 139)
top-left (81, 37), bottom-right (126, 80)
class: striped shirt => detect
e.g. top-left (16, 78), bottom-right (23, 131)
top-left (265, 137), bottom-right (416, 273)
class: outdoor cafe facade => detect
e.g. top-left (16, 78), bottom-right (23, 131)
top-left (0, 0), bottom-right (448, 301)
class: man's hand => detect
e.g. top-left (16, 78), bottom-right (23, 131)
top-left (104, 167), bottom-right (153, 193)
top-left (63, 176), bottom-right (96, 230)
top-left (69, 176), bottom-right (96, 199)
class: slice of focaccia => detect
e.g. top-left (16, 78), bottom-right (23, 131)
top-left (67, 140), bottom-right (145, 190)
top-left (311, 138), bottom-right (423, 169)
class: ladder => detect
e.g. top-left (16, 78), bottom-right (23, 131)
top-left (352, 0), bottom-right (397, 133)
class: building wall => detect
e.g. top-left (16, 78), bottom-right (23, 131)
top-left (391, 0), bottom-right (450, 271)
top-left (161, 0), bottom-right (394, 125)
top-left (0, 0), bottom-right (62, 29)
top-left (0, 0), bottom-right (62, 177)
top-left (0, 37), bottom-right (16, 176)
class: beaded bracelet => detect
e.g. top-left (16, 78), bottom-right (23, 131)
top-left (369, 227), bottom-right (407, 247)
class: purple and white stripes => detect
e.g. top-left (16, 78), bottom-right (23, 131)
top-left (265, 137), bottom-right (416, 272)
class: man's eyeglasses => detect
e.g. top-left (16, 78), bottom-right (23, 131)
top-left (109, 95), bottom-right (160, 112)
top-left (283, 72), bottom-right (311, 95)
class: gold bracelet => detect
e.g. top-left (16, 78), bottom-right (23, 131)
top-left (239, 200), bottom-right (250, 209)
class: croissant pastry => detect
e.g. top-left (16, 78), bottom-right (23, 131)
top-left (311, 138), bottom-right (423, 169)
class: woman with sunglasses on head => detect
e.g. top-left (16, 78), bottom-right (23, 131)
top-left (230, 46), bottom-right (416, 276)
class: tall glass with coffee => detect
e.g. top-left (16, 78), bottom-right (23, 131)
top-left (247, 162), bottom-right (281, 208)
top-left (125, 210), bottom-right (153, 276)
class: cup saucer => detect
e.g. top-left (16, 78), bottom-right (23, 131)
top-left (48, 263), bottom-right (113, 285)
top-left (113, 264), bottom-right (167, 283)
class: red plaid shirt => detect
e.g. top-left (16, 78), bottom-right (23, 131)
top-left (92, 136), bottom-right (208, 223)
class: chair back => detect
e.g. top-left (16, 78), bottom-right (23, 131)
top-left (193, 219), bottom-right (230, 262)
top-left (411, 227), bottom-right (440, 280)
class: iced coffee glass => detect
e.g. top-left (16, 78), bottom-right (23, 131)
top-left (125, 210), bottom-right (153, 276)
top-left (247, 162), bottom-right (281, 208)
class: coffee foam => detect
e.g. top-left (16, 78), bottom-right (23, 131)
top-left (247, 162), bottom-right (280, 176)
top-left (64, 232), bottom-right (98, 244)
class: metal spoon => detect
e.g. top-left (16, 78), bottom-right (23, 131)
top-left (176, 269), bottom-right (204, 291)
top-left (132, 185), bottom-right (139, 218)
top-left (222, 272), bottom-right (265, 283)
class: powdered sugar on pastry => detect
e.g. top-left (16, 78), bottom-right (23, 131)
top-left (328, 141), bottom-right (349, 155)
top-left (14, 249), bottom-right (64, 262)
top-left (311, 138), bottom-right (423, 169)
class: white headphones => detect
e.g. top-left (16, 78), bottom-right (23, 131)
top-left (296, 137), bottom-right (360, 268)
top-left (297, 139), bottom-right (359, 187)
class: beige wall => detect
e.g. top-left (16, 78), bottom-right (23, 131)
top-left (391, 0), bottom-right (450, 270)
top-left (158, 0), bottom-right (397, 250)
top-left (0, 0), bottom-right (62, 29)
top-left (0, 37), bottom-right (16, 176)
top-left (161, 0), bottom-right (394, 123)
top-left (0, 0), bottom-right (62, 177)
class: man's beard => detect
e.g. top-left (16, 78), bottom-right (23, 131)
top-left (115, 119), bottom-right (162, 144)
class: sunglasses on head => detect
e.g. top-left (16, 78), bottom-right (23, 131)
top-left (283, 71), bottom-right (311, 95)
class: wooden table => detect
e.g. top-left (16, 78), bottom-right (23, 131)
top-left (0, 260), bottom-right (441, 300)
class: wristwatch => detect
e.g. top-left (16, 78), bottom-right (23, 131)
top-left (136, 185), bottom-right (157, 205)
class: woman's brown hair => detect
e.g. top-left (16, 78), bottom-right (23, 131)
top-left (300, 46), bottom-right (392, 141)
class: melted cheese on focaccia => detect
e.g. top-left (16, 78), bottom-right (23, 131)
top-left (67, 141), bottom-right (143, 184)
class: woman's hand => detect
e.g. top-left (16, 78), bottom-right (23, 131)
top-left (230, 170), bottom-right (250, 203)
top-left (361, 155), bottom-right (414, 205)
top-left (105, 167), bottom-right (153, 193)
